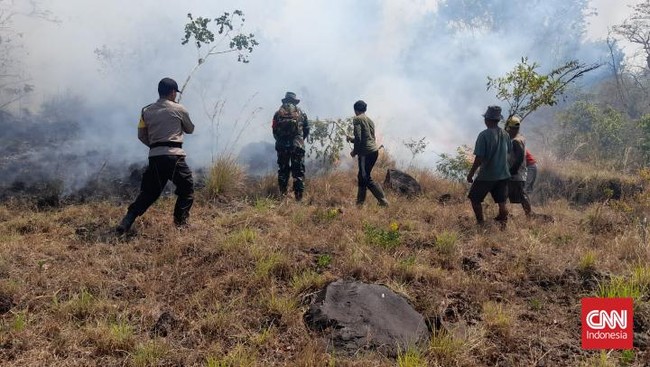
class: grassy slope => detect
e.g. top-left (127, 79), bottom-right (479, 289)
top-left (0, 168), bottom-right (649, 367)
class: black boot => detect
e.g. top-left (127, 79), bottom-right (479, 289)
top-left (116, 212), bottom-right (137, 234)
top-left (356, 186), bottom-right (367, 206)
top-left (368, 184), bottom-right (389, 207)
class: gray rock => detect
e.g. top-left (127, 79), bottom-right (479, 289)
top-left (304, 280), bottom-right (430, 357)
top-left (384, 169), bottom-right (422, 197)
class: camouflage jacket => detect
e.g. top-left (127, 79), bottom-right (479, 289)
top-left (272, 103), bottom-right (309, 150)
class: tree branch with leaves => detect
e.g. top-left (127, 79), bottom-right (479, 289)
top-left (179, 10), bottom-right (258, 101)
top-left (487, 57), bottom-right (601, 122)
top-left (613, 0), bottom-right (650, 71)
top-left (307, 118), bottom-right (353, 171)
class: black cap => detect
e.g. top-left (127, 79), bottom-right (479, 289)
top-left (158, 77), bottom-right (181, 96)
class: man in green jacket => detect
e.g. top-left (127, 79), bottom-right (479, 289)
top-left (347, 100), bottom-right (389, 207)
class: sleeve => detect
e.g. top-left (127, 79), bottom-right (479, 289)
top-left (473, 132), bottom-right (485, 158)
top-left (352, 118), bottom-right (362, 154)
top-left (272, 112), bottom-right (279, 141)
top-left (178, 106), bottom-right (194, 134)
top-left (510, 139), bottom-right (524, 174)
top-left (301, 112), bottom-right (309, 140)
top-left (506, 132), bottom-right (512, 153)
top-left (137, 113), bottom-right (150, 147)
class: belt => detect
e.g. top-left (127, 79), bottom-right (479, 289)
top-left (149, 141), bottom-right (182, 149)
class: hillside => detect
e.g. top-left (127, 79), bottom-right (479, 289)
top-left (0, 166), bottom-right (649, 367)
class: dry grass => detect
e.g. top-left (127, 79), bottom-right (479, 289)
top-left (0, 162), bottom-right (649, 366)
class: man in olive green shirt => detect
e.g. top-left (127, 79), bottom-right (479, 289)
top-left (347, 100), bottom-right (388, 206)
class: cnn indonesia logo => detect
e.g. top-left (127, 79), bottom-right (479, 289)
top-left (581, 298), bottom-right (633, 350)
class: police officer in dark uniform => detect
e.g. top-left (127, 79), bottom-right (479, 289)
top-left (272, 92), bottom-right (309, 201)
top-left (116, 77), bottom-right (195, 234)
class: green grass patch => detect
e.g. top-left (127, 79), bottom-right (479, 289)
top-left (429, 329), bottom-right (463, 364)
top-left (206, 344), bottom-right (257, 367)
top-left (11, 311), bottom-right (27, 332)
top-left (363, 222), bottom-right (400, 250)
top-left (204, 156), bottom-right (245, 199)
top-left (290, 270), bottom-right (327, 294)
top-left (132, 340), bottom-right (168, 367)
top-left (316, 254), bottom-right (332, 268)
top-left (578, 251), bottom-right (597, 273)
top-left (483, 302), bottom-right (512, 336)
top-left (434, 231), bottom-right (458, 255)
top-left (597, 276), bottom-right (644, 300)
top-left (397, 346), bottom-right (426, 367)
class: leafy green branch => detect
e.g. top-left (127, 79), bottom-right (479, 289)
top-left (436, 145), bottom-right (473, 182)
top-left (487, 57), bottom-right (601, 122)
top-left (179, 10), bottom-right (259, 100)
top-left (307, 118), bottom-right (353, 170)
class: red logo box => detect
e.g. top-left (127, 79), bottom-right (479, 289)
top-left (581, 297), bottom-right (633, 350)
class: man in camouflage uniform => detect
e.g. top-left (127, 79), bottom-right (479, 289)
top-left (272, 92), bottom-right (309, 201)
top-left (116, 77), bottom-right (195, 234)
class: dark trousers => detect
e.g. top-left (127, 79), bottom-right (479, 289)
top-left (357, 151), bottom-right (385, 204)
top-left (127, 155), bottom-right (194, 224)
top-left (277, 147), bottom-right (305, 194)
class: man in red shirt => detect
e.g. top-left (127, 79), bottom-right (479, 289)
top-left (525, 149), bottom-right (537, 194)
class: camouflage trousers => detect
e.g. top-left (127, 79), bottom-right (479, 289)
top-left (276, 146), bottom-right (305, 196)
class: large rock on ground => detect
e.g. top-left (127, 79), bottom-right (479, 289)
top-left (304, 280), bottom-right (430, 356)
top-left (384, 169), bottom-right (422, 197)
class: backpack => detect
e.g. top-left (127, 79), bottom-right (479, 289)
top-left (275, 104), bottom-right (301, 140)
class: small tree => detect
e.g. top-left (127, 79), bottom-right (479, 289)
top-left (0, 1), bottom-right (57, 111)
top-left (436, 145), bottom-right (473, 182)
top-left (179, 10), bottom-right (258, 100)
top-left (554, 101), bottom-right (634, 167)
top-left (487, 57), bottom-right (601, 122)
top-left (307, 118), bottom-right (352, 171)
top-left (613, 0), bottom-right (650, 71)
top-left (402, 137), bottom-right (428, 167)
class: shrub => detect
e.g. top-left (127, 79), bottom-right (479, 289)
top-left (396, 346), bottom-right (426, 367)
top-left (363, 222), bottom-right (401, 250)
top-left (434, 231), bottom-right (458, 256)
top-left (436, 145), bottom-right (472, 182)
top-left (597, 276), bottom-right (644, 300)
top-left (204, 156), bottom-right (246, 199)
top-left (482, 302), bottom-right (512, 337)
top-left (132, 341), bottom-right (167, 367)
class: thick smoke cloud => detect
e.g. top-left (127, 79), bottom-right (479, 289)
top-left (2, 0), bottom-right (636, 188)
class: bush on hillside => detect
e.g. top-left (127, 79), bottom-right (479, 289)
top-left (204, 156), bottom-right (246, 200)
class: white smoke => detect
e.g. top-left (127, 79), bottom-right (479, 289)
top-left (5, 0), bottom-right (637, 179)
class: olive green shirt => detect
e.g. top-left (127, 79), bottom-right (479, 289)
top-left (352, 114), bottom-right (378, 157)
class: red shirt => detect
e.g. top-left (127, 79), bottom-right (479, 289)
top-left (525, 150), bottom-right (537, 166)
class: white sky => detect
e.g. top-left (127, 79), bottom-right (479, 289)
top-left (587, 0), bottom-right (637, 40)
